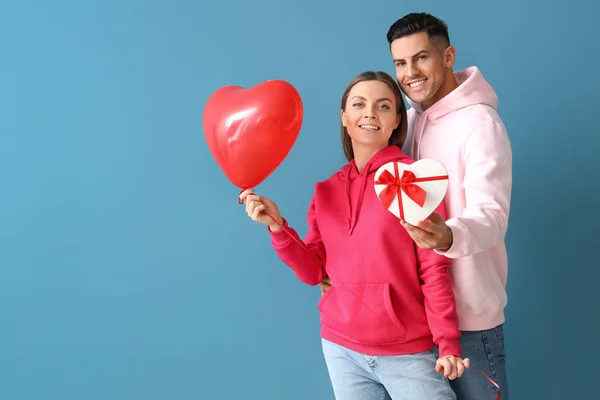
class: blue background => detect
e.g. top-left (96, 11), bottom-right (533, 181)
top-left (1, 0), bottom-right (597, 399)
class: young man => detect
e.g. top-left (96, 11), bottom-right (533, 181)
top-left (386, 12), bottom-right (512, 400)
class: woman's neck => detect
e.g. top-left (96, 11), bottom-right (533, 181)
top-left (352, 144), bottom-right (387, 173)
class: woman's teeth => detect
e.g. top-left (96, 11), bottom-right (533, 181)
top-left (359, 125), bottom-right (379, 131)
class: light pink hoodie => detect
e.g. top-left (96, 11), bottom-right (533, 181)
top-left (403, 66), bottom-right (512, 331)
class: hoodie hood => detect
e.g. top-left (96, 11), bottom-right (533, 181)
top-left (338, 145), bottom-right (411, 235)
top-left (408, 66), bottom-right (499, 159)
top-left (407, 66), bottom-right (499, 120)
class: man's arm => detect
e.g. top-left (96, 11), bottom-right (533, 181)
top-left (401, 121), bottom-right (512, 258)
top-left (438, 121), bottom-right (512, 258)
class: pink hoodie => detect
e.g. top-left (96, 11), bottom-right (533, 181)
top-left (269, 146), bottom-right (461, 358)
top-left (404, 66), bottom-right (512, 331)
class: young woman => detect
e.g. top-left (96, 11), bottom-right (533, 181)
top-left (240, 71), bottom-right (469, 399)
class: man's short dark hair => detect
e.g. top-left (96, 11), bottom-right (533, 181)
top-left (387, 13), bottom-right (450, 48)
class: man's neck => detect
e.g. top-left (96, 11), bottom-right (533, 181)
top-left (421, 69), bottom-right (459, 110)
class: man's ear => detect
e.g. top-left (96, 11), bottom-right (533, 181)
top-left (444, 46), bottom-right (456, 68)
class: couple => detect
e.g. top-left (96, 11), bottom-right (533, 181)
top-left (240, 12), bottom-right (511, 400)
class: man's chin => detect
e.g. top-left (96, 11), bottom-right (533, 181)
top-left (405, 92), bottom-right (432, 106)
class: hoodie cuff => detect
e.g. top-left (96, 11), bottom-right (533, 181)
top-left (435, 220), bottom-right (467, 259)
top-left (438, 338), bottom-right (462, 359)
top-left (268, 218), bottom-right (292, 247)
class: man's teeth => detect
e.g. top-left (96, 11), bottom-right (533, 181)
top-left (409, 80), bottom-right (425, 88)
top-left (360, 125), bottom-right (379, 131)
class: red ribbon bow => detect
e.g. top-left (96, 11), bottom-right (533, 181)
top-left (375, 163), bottom-right (448, 220)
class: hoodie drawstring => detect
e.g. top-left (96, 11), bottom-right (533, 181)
top-left (411, 113), bottom-right (429, 160)
top-left (346, 167), bottom-right (371, 235)
top-left (345, 172), bottom-right (352, 231)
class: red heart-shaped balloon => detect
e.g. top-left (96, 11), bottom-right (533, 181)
top-left (202, 80), bottom-right (303, 189)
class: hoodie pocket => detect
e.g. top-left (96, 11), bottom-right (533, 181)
top-left (318, 282), bottom-right (407, 345)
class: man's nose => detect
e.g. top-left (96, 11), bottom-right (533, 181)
top-left (407, 63), bottom-right (420, 78)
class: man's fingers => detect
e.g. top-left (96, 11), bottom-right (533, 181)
top-left (427, 212), bottom-right (445, 224)
top-left (401, 219), bottom-right (439, 249)
top-left (319, 278), bottom-right (332, 295)
top-left (403, 219), bottom-right (436, 238)
top-left (416, 220), bottom-right (434, 233)
top-left (409, 228), bottom-right (433, 244)
top-left (399, 219), bottom-right (413, 230)
top-left (417, 218), bottom-right (445, 235)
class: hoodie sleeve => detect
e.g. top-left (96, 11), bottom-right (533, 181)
top-left (438, 121), bottom-right (512, 259)
top-left (417, 202), bottom-right (462, 358)
top-left (268, 189), bottom-right (327, 286)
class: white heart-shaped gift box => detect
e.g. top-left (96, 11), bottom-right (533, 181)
top-left (373, 159), bottom-right (449, 226)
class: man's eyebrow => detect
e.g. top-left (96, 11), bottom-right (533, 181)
top-left (393, 49), bottom-right (429, 63)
